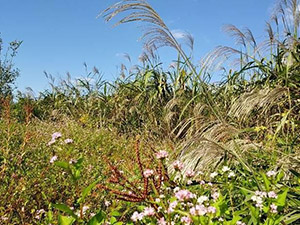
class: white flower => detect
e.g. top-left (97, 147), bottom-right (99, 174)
top-left (212, 192), bottom-right (220, 201)
top-left (64, 138), bottom-right (73, 144)
top-left (69, 159), bottom-right (77, 164)
top-left (266, 170), bottom-right (277, 177)
top-left (51, 132), bottom-right (62, 140)
top-left (82, 205), bottom-right (89, 215)
top-left (158, 217), bottom-right (167, 225)
top-left (255, 191), bottom-right (267, 198)
top-left (197, 195), bottom-right (209, 204)
top-left (190, 204), bottom-right (207, 216)
top-left (207, 206), bottom-right (216, 214)
top-left (181, 216), bottom-right (192, 225)
top-left (143, 207), bottom-right (155, 216)
top-left (222, 166), bottom-right (230, 172)
top-left (210, 172), bottom-right (218, 178)
top-left (131, 211), bottom-right (144, 222)
top-left (47, 139), bottom-right (56, 146)
top-left (104, 200), bottom-right (111, 207)
top-left (1, 216), bottom-right (8, 221)
top-left (270, 203), bottom-right (278, 213)
top-left (50, 155), bottom-right (58, 164)
top-left (228, 171), bottom-right (235, 178)
top-left (237, 221), bottom-right (246, 225)
top-left (251, 195), bottom-right (263, 203)
top-left (35, 209), bottom-right (46, 220)
top-left (268, 191), bottom-right (277, 199)
top-left (174, 187), bottom-right (180, 193)
top-left (168, 201), bottom-right (178, 213)
top-left (251, 195), bottom-right (263, 209)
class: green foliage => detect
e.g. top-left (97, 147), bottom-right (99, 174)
top-left (0, 35), bottom-right (22, 97)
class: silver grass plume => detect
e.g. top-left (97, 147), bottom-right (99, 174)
top-left (98, 0), bottom-right (198, 77)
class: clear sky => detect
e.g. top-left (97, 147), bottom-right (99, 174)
top-left (0, 0), bottom-right (274, 93)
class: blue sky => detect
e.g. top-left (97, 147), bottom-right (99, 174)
top-left (0, 0), bottom-right (274, 93)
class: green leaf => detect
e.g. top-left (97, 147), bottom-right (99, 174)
top-left (53, 203), bottom-right (77, 218)
top-left (248, 204), bottom-right (259, 224)
top-left (277, 188), bottom-right (289, 207)
top-left (58, 215), bottom-right (75, 225)
top-left (110, 216), bottom-right (117, 224)
top-left (111, 211), bottom-right (121, 217)
top-left (261, 172), bottom-right (271, 191)
top-left (87, 211), bottom-right (106, 225)
top-left (283, 212), bottom-right (300, 224)
top-left (73, 157), bottom-right (84, 169)
top-left (54, 161), bottom-right (70, 170)
top-left (80, 179), bottom-right (99, 204)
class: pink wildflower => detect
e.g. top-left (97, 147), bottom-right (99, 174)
top-left (47, 139), bottom-right (56, 146)
top-left (207, 206), bottom-right (217, 214)
top-left (190, 204), bottom-right (207, 216)
top-left (255, 191), bottom-right (267, 198)
top-left (181, 216), bottom-right (192, 225)
top-left (158, 217), bottom-right (167, 225)
top-left (51, 132), bottom-right (62, 140)
top-left (270, 203), bottom-right (278, 213)
top-left (155, 150), bottom-right (168, 159)
top-left (64, 138), bottom-right (73, 144)
top-left (143, 169), bottom-right (154, 178)
top-left (173, 161), bottom-right (184, 171)
top-left (143, 207), bottom-right (155, 216)
top-left (199, 180), bottom-right (206, 185)
top-left (167, 200), bottom-right (178, 213)
top-left (131, 211), bottom-right (144, 222)
top-left (212, 192), bottom-right (220, 201)
top-left (268, 191), bottom-right (277, 199)
top-left (175, 189), bottom-right (195, 201)
top-left (185, 169), bottom-right (195, 178)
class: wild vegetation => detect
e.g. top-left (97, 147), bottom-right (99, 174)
top-left (0, 0), bottom-right (300, 224)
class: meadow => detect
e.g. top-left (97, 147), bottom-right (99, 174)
top-left (0, 0), bottom-right (300, 224)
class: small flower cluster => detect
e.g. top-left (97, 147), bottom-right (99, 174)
top-left (75, 205), bottom-right (89, 217)
top-left (209, 166), bottom-right (235, 180)
top-left (130, 182), bottom-right (221, 224)
top-left (131, 207), bottom-right (155, 222)
top-left (48, 132), bottom-right (74, 163)
top-left (251, 190), bottom-right (278, 211)
top-left (35, 209), bottom-right (46, 220)
top-left (156, 150), bottom-right (168, 160)
top-left (47, 132), bottom-right (73, 146)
